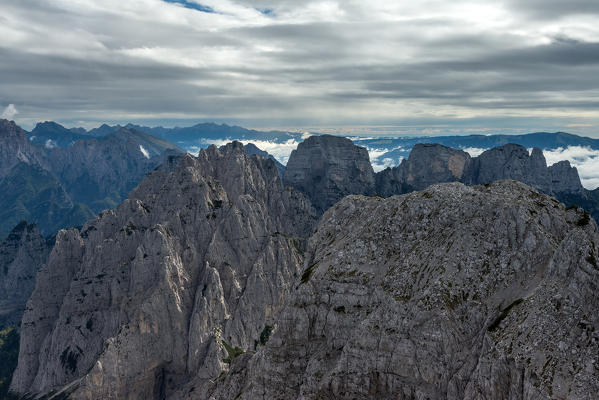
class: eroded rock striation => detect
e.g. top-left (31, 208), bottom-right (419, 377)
top-left (283, 135), bottom-right (375, 213)
top-left (0, 222), bottom-right (52, 329)
top-left (10, 142), bottom-right (317, 398)
top-left (206, 181), bottom-right (599, 400)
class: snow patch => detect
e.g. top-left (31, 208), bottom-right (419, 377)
top-left (139, 145), bottom-right (150, 159)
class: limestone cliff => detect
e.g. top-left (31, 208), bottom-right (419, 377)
top-left (283, 135), bottom-right (375, 213)
top-left (205, 181), bottom-right (599, 400)
top-left (10, 142), bottom-right (316, 398)
top-left (0, 222), bottom-right (52, 329)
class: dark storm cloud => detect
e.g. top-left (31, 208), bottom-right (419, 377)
top-left (1, 0), bottom-right (598, 133)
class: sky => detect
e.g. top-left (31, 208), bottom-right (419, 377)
top-left (1, 0), bottom-right (599, 136)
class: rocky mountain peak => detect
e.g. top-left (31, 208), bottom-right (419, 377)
top-left (11, 145), bottom-right (317, 398)
top-left (0, 119), bottom-right (27, 140)
top-left (283, 134), bottom-right (375, 213)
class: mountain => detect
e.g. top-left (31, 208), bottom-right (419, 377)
top-left (29, 121), bottom-right (91, 148)
top-left (283, 135), bottom-right (376, 213)
top-left (0, 162), bottom-right (95, 236)
top-left (374, 143), bottom-right (595, 222)
top-left (375, 143), bottom-right (472, 195)
top-left (81, 122), bottom-right (304, 152)
top-left (361, 131), bottom-right (599, 165)
top-left (242, 143), bottom-right (285, 176)
top-left (282, 136), bottom-right (596, 221)
top-left (0, 222), bottom-right (53, 330)
top-left (205, 181), bottom-right (599, 399)
top-left (10, 143), bottom-right (316, 398)
top-left (0, 120), bottom-right (184, 236)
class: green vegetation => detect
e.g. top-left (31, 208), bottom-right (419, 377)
top-left (587, 251), bottom-right (598, 268)
top-left (0, 327), bottom-right (20, 399)
top-left (300, 262), bottom-right (318, 284)
top-left (222, 340), bottom-right (244, 364)
top-left (577, 211), bottom-right (591, 227)
top-left (488, 299), bottom-right (524, 332)
top-left (333, 306), bottom-right (346, 313)
top-left (259, 325), bottom-right (273, 346)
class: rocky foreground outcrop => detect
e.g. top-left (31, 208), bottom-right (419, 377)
top-left (0, 222), bottom-right (52, 329)
top-left (283, 135), bottom-right (375, 213)
top-left (203, 181), bottom-right (599, 400)
top-left (10, 142), bottom-right (317, 398)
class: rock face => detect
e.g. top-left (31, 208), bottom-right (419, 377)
top-left (206, 181), bottom-right (599, 400)
top-left (376, 144), bottom-right (472, 197)
top-left (465, 144), bottom-right (585, 196)
top-left (0, 222), bottom-right (52, 329)
top-left (242, 143), bottom-right (285, 176)
top-left (10, 143), bottom-right (317, 398)
top-left (375, 143), bottom-right (589, 217)
top-left (284, 135), bottom-right (375, 213)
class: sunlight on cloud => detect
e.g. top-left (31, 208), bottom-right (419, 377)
top-left (462, 147), bottom-right (487, 157)
top-left (543, 146), bottom-right (599, 190)
top-left (1, 104), bottom-right (19, 120)
top-left (192, 138), bottom-right (301, 164)
top-left (368, 146), bottom-right (403, 172)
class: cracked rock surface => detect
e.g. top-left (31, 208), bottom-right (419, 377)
top-left (205, 180), bottom-right (599, 400)
top-left (10, 142), bottom-right (317, 399)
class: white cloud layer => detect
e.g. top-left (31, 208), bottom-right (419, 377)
top-left (1, 104), bottom-right (18, 120)
top-left (191, 138), bottom-right (301, 164)
top-left (462, 147), bottom-right (487, 157)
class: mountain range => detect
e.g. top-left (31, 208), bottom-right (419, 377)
top-left (0, 119), bottom-right (183, 237)
top-left (2, 120), bottom-right (599, 399)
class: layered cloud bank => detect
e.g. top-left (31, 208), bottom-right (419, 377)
top-left (2, 1), bottom-right (599, 133)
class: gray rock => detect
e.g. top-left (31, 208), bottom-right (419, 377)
top-left (241, 143), bottom-right (285, 176)
top-left (284, 135), bottom-right (375, 213)
top-left (206, 181), bottom-right (599, 400)
top-left (465, 144), bottom-right (585, 196)
top-left (0, 222), bottom-right (52, 329)
top-left (376, 143), bottom-right (586, 200)
top-left (376, 144), bottom-right (471, 196)
top-left (10, 142), bottom-right (317, 398)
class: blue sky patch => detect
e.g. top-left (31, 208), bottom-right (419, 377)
top-left (258, 8), bottom-right (274, 15)
top-left (163, 0), bottom-right (214, 13)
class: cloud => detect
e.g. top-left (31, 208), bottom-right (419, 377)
top-left (1, 1), bottom-right (599, 134)
top-left (1, 104), bottom-right (18, 120)
top-left (190, 138), bottom-right (301, 164)
top-left (368, 145), bottom-right (403, 171)
top-left (45, 139), bottom-right (57, 149)
top-left (543, 146), bottom-right (599, 190)
top-left (462, 147), bottom-right (486, 157)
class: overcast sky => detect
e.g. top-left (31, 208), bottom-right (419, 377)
top-left (1, 0), bottom-right (599, 135)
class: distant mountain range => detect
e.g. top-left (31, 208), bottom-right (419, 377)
top-left (29, 121), bottom-right (303, 151)
top-left (6, 119), bottom-right (599, 238)
top-left (29, 121), bottom-right (599, 173)
top-left (356, 131), bottom-right (599, 166)
top-left (0, 119), bottom-right (183, 237)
